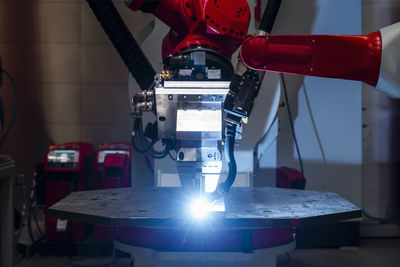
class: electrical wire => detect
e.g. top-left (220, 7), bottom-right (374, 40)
top-left (254, 113), bottom-right (278, 159)
top-left (15, 184), bottom-right (27, 260)
top-left (30, 178), bottom-right (44, 240)
top-left (27, 207), bottom-right (35, 245)
top-left (0, 69), bottom-right (19, 148)
top-left (149, 150), bottom-right (168, 159)
top-left (168, 150), bottom-right (177, 161)
top-left (136, 130), bottom-right (168, 158)
top-left (132, 118), bottom-right (169, 159)
top-left (302, 82), bottom-right (327, 164)
top-left (144, 155), bottom-right (155, 175)
top-left (362, 209), bottom-right (399, 223)
top-left (138, 130), bottom-right (167, 157)
top-left (32, 206), bottom-right (44, 238)
top-left (132, 118), bottom-right (155, 152)
top-left (280, 73), bottom-right (304, 177)
top-left (132, 136), bottom-right (157, 153)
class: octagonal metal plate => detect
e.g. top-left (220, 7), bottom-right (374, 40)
top-left (48, 187), bottom-right (361, 229)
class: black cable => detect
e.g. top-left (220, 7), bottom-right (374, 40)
top-left (168, 150), bottom-right (177, 161)
top-left (137, 129), bottom-right (166, 156)
top-left (149, 151), bottom-right (168, 159)
top-left (220, 124), bottom-right (237, 193)
top-left (86, 0), bottom-right (156, 91)
top-left (280, 73), bottom-right (304, 178)
top-left (209, 124), bottom-right (237, 202)
top-left (132, 136), bottom-right (157, 153)
top-left (362, 209), bottom-right (399, 223)
top-left (132, 118), bottom-right (154, 153)
top-left (132, 118), bottom-right (169, 159)
top-left (149, 150), bottom-right (168, 159)
top-left (254, 113), bottom-right (278, 155)
top-left (146, 139), bottom-right (168, 156)
top-left (15, 184), bottom-right (27, 259)
top-left (259, 0), bottom-right (282, 33)
top-left (0, 70), bottom-right (18, 148)
top-left (149, 147), bottom-right (167, 156)
top-left (27, 205), bottom-right (35, 245)
top-left (302, 82), bottom-right (327, 164)
top-left (30, 178), bottom-right (44, 238)
top-left (28, 181), bottom-right (37, 244)
top-left (32, 206), bottom-right (44, 237)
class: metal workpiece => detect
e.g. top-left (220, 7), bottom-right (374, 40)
top-left (48, 187), bottom-right (361, 229)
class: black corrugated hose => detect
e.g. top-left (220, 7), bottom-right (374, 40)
top-left (221, 124), bottom-right (237, 192)
top-left (86, 0), bottom-right (156, 90)
top-left (214, 0), bottom-right (283, 198)
top-left (210, 124), bottom-right (237, 201)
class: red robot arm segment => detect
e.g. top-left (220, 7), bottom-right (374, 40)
top-left (126, 0), bottom-right (251, 59)
top-left (240, 32), bottom-right (382, 86)
top-left (124, 0), bottom-right (148, 11)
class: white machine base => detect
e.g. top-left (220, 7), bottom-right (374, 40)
top-left (113, 238), bottom-right (296, 267)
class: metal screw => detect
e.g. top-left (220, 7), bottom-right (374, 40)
top-left (310, 68), bottom-right (314, 72)
top-left (264, 65), bottom-right (267, 70)
top-left (312, 39), bottom-right (315, 43)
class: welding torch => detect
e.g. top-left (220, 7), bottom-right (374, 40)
top-left (210, 0), bottom-right (283, 202)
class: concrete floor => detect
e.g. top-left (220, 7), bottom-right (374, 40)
top-left (285, 239), bottom-right (400, 267)
top-left (17, 239), bottom-right (400, 267)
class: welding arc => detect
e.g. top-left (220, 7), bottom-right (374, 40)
top-left (86, 0), bottom-right (156, 91)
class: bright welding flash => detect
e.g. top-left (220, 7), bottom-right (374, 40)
top-left (190, 198), bottom-right (210, 219)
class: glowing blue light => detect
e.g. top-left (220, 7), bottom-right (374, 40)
top-left (189, 198), bottom-right (210, 219)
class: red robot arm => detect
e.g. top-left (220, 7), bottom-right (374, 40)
top-left (125, 0), bottom-right (251, 59)
top-left (239, 21), bottom-right (400, 99)
top-left (240, 32), bottom-right (382, 86)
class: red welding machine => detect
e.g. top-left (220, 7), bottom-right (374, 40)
top-left (44, 142), bottom-right (95, 241)
top-left (94, 143), bottom-right (132, 242)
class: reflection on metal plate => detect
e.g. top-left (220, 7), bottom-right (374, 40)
top-left (48, 187), bottom-right (361, 229)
